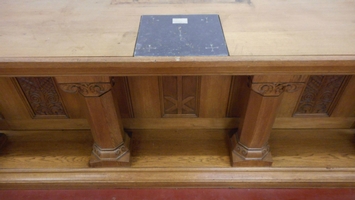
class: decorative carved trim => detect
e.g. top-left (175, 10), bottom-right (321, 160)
top-left (248, 76), bottom-right (303, 97)
top-left (16, 77), bottom-right (68, 118)
top-left (89, 133), bottom-right (131, 167)
top-left (160, 76), bottom-right (200, 117)
top-left (294, 75), bottom-right (349, 116)
top-left (233, 141), bottom-right (270, 160)
top-left (59, 82), bottom-right (112, 97)
top-left (92, 143), bottom-right (129, 161)
top-left (230, 133), bottom-right (272, 167)
top-left (251, 82), bottom-right (302, 97)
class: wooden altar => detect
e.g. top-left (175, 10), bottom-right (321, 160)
top-left (0, 0), bottom-right (355, 189)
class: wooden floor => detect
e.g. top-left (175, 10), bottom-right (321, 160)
top-left (0, 128), bottom-right (354, 188)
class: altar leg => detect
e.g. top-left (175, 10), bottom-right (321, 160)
top-left (56, 77), bottom-right (130, 167)
top-left (230, 76), bottom-right (304, 167)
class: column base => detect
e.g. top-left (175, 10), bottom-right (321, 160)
top-left (231, 151), bottom-right (273, 167)
top-left (89, 134), bottom-right (131, 167)
top-left (229, 133), bottom-right (273, 167)
top-left (0, 133), bottom-right (7, 150)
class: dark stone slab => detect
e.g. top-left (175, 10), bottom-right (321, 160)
top-left (134, 15), bottom-right (229, 56)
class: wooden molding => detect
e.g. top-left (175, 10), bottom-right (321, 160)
top-left (2, 117), bottom-right (355, 130)
top-left (90, 133), bottom-right (131, 167)
top-left (230, 133), bottom-right (272, 167)
top-left (1, 168), bottom-right (355, 189)
top-left (1, 56), bottom-right (355, 77)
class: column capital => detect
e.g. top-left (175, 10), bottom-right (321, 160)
top-left (248, 76), bottom-right (304, 97)
top-left (59, 82), bottom-right (113, 97)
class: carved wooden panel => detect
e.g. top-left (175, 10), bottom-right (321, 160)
top-left (16, 77), bottom-right (68, 118)
top-left (160, 76), bottom-right (200, 118)
top-left (294, 75), bottom-right (349, 117)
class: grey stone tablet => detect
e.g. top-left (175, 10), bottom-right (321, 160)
top-left (134, 15), bottom-right (229, 56)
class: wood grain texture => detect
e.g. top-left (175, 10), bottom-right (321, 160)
top-left (1, 57), bottom-right (355, 77)
top-left (227, 76), bottom-right (249, 117)
top-left (199, 76), bottom-right (231, 118)
top-left (0, 129), bottom-right (355, 188)
top-left (1, 0), bottom-right (355, 57)
top-left (128, 77), bottom-right (161, 118)
top-left (270, 129), bottom-right (355, 168)
top-left (113, 77), bottom-right (134, 118)
top-left (131, 129), bottom-right (230, 168)
top-left (332, 75), bottom-right (355, 117)
top-left (0, 78), bottom-right (31, 120)
top-left (0, 131), bottom-right (92, 169)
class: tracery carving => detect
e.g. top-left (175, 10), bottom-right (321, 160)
top-left (16, 77), bottom-right (68, 117)
top-left (59, 82), bottom-right (112, 97)
top-left (294, 75), bottom-right (348, 116)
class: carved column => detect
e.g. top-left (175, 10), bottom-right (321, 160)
top-left (56, 77), bottom-right (130, 167)
top-left (230, 75), bottom-right (304, 167)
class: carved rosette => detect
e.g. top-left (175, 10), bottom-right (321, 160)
top-left (251, 82), bottom-right (302, 97)
top-left (59, 82), bottom-right (112, 97)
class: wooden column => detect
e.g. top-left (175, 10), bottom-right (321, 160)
top-left (56, 76), bottom-right (130, 167)
top-left (230, 75), bottom-right (305, 167)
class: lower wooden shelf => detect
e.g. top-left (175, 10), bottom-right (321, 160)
top-left (0, 129), bottom-right (354, 188)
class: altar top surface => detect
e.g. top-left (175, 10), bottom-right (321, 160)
top-left (0, 0), bottom-right (355, 58)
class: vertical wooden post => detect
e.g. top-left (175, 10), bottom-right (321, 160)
top-left (56, 76), bottom-right (130, 167)
top-left (230, 75), bottom-right (304, 167)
